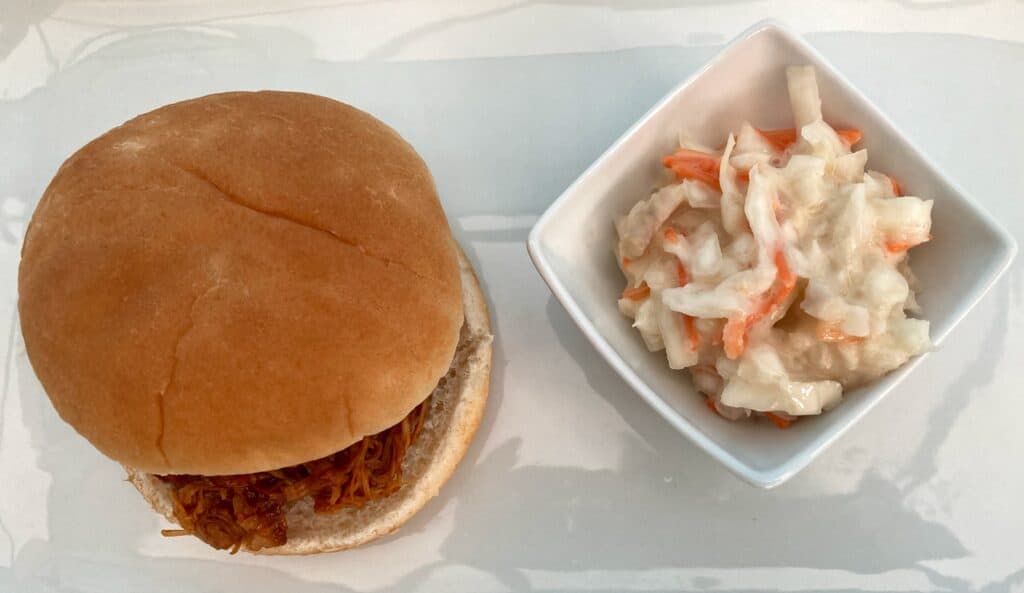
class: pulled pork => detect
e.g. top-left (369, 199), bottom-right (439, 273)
top-left (158, 397), bottom-right (430, 552)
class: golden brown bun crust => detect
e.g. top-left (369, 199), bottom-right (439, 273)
top-left (18, 91), bottom-right (463, 475)
top-left (127, 247), bottom-right (492, 553)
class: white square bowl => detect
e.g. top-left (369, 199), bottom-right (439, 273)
top-left (526, 20), bottom-right (1017, 488)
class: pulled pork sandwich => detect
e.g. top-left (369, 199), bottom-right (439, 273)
top-left (17, 91), bottom-right (492, 554)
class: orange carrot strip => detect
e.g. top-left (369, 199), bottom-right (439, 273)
top-left (662, 148), bottom-right (719, 165)
top-left (757, 128), bottom-right (798, 151)
top-left (663, 148), bottom-right (722, 191)
top-left (771, 249), bottom-right (797, 298)
top-left (622, 256), bottom-right (633, 267)
top-left (748, 250), bottom-right (796, 324)
top-left (765, 412), bottom-right (793, 429)
top-left (722, 317), bottom-right (747, 360)
top-left (665, 260), bottom-right (700, 350)
top-left (884, 240), bottom-right (914, 253)
top-left (723, 250), bottom-right (796, 360)
top-left (737, 168), bottom-right (751, 183)
top-left (666, 162), bottom-right (721, 191)
top-left (837, 128), bottom-right (862, 146)
top-left (817, 321), bottom-right (864, 344)
top-left (683, 314), bottom-right (700, 351)
top-left (663, 228), bottom-right (680, 243)
top-left (675, 260), bottom-right (688, 287)
top-left (704, 396), bottom-right (720, 415)
top-left (757, 127), bottom-right (861, 150)
top-left (890, 177), bottom-right (903, 197)
top-left (622, 282), bottom-right (651, 301)
top-left (667, 163), bottom-right (716, 189)
top-left (884, 234), bottom-right (932, 254)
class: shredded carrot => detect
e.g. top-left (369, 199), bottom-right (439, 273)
top-left (663, 148), bottom-right (714, 161)
top-left (757, 127), bottom-right (862, 151)
top-left (890, 177), bottom-right (903, 197)
top-left (765, 412), bottom-right (793, 429)
top-left (663, 148), bottom-right (722, 191)
top-left (675, 260), bottom-right (688, 287)
top-left (723, 250), bottom-right (796, 360)
top-left (737, 168), bottom-right (751, 183)
top-left (722, 317), bottom-right (748, 360)
top-left (664, 228), bottom-right (680, 243)
top-left (836, 128), bottom-right (862, 146)
top-left (884, 233), bottom-right (932, 254)
top-left (669, 260), bottom-right (700, 350)
top-left (622, 282), bottom-right (651, 301)
top-left (704, 396), bottom-right (720, 415)
top-left (771, 249), bottom-right (797, 300)
top-left (622, 256), bottom-right (632, 268)
top-left (683, 314), bottom-right (700, 350)
top-left (749, 250), bottom-right (797, 324)
top-left (817, 321), bottom-right (864, 344)
top-left (884, 240), bottom-right (914, 253)
top-left (757, 128), bottom-right (798, 151)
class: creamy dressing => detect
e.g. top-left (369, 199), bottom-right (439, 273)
top-left (615, 66), bottom-right (932, 421)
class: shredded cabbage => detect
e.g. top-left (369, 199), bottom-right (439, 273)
top-left (614, 65), bottom-right (933, 425)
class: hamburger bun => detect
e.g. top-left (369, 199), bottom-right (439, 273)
top-left (128, 248), bottom-right (492, 554)
top-left (19, 91), bottom-right (472, 476)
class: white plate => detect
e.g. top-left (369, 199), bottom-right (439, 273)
top-left (527, 21), bottom-right (1016, 488)
top-left (2, 12), bottom-right (1024, 593)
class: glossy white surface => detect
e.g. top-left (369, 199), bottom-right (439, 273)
top-left (528, 22), bottom-right (1015, 488)
top-left (2, 2), bottom-right (1024, 592)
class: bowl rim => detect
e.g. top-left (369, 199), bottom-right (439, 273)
top-left (526, 19), bottom-right (1018, 488)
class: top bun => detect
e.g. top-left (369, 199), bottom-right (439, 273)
top-left (18, 91), bottom-right (464, 476)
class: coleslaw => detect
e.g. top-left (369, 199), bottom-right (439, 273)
top-left (614, 65), bottom-right (932, 427)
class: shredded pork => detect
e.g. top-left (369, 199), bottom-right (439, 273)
top-left (158, 397), bottom-right (430, 552)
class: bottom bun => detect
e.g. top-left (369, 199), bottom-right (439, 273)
top-left (126, 246), bottom-right (492, 554)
